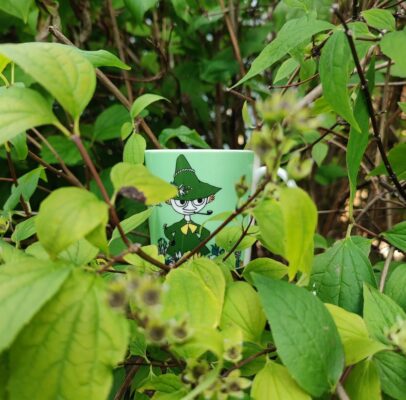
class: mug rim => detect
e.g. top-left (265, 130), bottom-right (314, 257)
top-left (145, 149), bottom-right (254, 153)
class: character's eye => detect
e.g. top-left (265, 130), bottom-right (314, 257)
top-left (174, 199), bottom-right (187, 207)
top-left (192, 198), bottom-right (205, 206)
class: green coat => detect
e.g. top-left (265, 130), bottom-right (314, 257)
top-left (164, 219), bottom-right (210, 258)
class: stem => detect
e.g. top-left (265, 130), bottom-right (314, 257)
top-left (223, 216), bottom-right (253, 261)
top-left (113, 362), bottom-right (141, 400)
top-left (334, 7), bottom-right (406, 203)
top-left (379, 246), bottom-right (394, 292)
top-left (336, 382), bottom-right (351, 400)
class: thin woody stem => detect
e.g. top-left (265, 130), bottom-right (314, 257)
top-left (333, 7), bottom-right (406, 202)
top-left (223, 216), bottom-right (254, 261)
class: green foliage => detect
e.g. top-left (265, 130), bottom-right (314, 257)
top-left (382, 221), bottom-right (406, 252)
top-left (361, 9), bottom-right (396, 32)
top-left (380, 28), bottom-right (406, 77)
top-left (344, 359), bottom-right (381, 400)
top-left (130, 93), bottom-right (169, 119)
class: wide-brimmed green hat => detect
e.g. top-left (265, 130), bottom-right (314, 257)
top-left (171, 155), bottom-right (221, 201)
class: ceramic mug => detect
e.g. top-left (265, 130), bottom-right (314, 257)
top-left (145, 149), bottom-right (294, 265)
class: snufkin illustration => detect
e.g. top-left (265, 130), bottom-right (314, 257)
top-left (161, 154), bottom-right (221, 262)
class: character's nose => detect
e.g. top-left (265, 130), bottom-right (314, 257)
top-left (184, 202), bottom-right (197, 211)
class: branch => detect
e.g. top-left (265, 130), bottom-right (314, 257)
top-left (223, 216), bottom-right (254, 261)
top-left (379, 246), bottom-right (395, 292)
top-left (334, 7), bottom-right (406, 202)
top-left (336, 382), bottom-right (351, 400)
top-left (113, 361), bottom-right (142, 400)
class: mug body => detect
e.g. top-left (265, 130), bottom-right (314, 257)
top-left (145, 150), bottom-right (255, 264)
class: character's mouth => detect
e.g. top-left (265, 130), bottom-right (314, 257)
top-left (185, 210), bottom-right (213, 215)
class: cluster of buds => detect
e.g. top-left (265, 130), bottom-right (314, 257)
top-left (386, 317), bottom-right (406, 354)
top-left (203, 370), bottom-right (251, 400)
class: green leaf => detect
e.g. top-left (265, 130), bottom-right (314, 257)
top-left (130, 93), bottom-right (169, 119)
top-left (251, 361), bottom-right (311, 400)
top-left (325, 303), bottom-right (388, 366)
top-left (361, 9), bottom-right (396, 32)
top-left (162, 267), bottom-right (222, 329)
top-left (0, 0), bottom-right (33, 21)
top-left (11, 216), bottom-right (37, 243)
top-left (274, 57), bottom-right (300, 84)
top-left (380, 28), bottom-right (406, 77)
top-left (311, 142), bottom-right (328, 166)
top-left (319, 30), bottom-right (359, 130)
top-left (36, 187), bottom-right (109, 256)
top-left (124, 245), bottom-right (164, 273)
top-left (310, 237), bottom-right (376, 314)
top-left (59, 239), bottom-right (99, 266)
top-left (234, 15), bottom-right (333, 87)
top-left (344, 359), bottom-right (381, 400)
top-left (399, 102), bottom-right (406, 113)
top-left (0, 239), bottom-right (28, 263)
top-left (129, 321), bottom-right (147, 357)
top-left (0, 86), bottom-right (58, 145)
top-left (0, 43), bottom-right (96, 119)
top-left (93, 104), bottom-right (132, 141)
top-left (110, 162), bottom-right (177, 205)
top-left (111, 207), bottom-right (153, 242)
top-left (363, 284), bottom-right (406, 345)
top-left (40, 135), bottom-right (83, 166)
top-left (382, 221), bottom-right (406, 251)
top-left (124, 0), bottom-right (158, 23)
top-left (159, 125), bottom-right (210, 149)
top-left (215, 225), bottom-right (257, 252)
top-left (0, 257), bottom-right (71, 353)
top-left (253, 275), bottom-right (344, 397)
top-left (8, 269), bottom-right (129, 400)
top-left (370, 143), bottom-right (406, 181)
top-left (123, 133), bottom-right (146, 164)
top-left (77, 49), bottom-right (130, 70)
top-left (384, 264), bottom-right (406, 311)
top-left (374, 351), bottom-right (406, 400)
top-left (243, 257), bottom-right (288, 284)
top-left (220, 281), bottom-right (266, 343)
top-left (10, 131), bottom-right (28, 160)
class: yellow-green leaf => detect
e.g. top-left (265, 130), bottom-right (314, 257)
top-left (344, 359), bottom-right (381, 400)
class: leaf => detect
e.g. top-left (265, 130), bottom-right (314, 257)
top-left (162, 267), bottom-right (222, 329)
top-left (374, 351), bottom-right (406, 400)
top-left (8, 269), bottom-right (129, 400)
top-left (220, 281), bottom-right (266, 343)
top-left (10, 131), bottom-right (28, 160)
top-left (124, 245), bottom-right (164, 273)
top-left (251, 361), bottom-right (311, 400)
top-left (319, 30), bottom-right (359, 130)
top-left (111, 208), bottom-right (153, 242)
top-left (130, 93), bottom-right (169, 119)
top-left (370, 143), bottom-right (406, 181)
top-left (0, 86), bottom-right (58, 145)
top-left (0, 239), bottom-right (28, 264)
top-left (0, 257), bottom-right (71, 353)
top-left (110, 162), bottom-right (177, 205)
top-left (93, 104), bottom-right (132, 141)
top-left (361, 9), bottom-right (396, 32)
top-left (380, 28), bottom-right (406, 77)
top-left (215, 225), bottom-right (257, 252)
top-left (36, 187), bottom-right (109, 256)
top-left (344, 359), bottom-right (381, 400)
top-left (310, 237), bottom-right (377, 314)
top-left (234, 15), bottom-right (333, 87)
top-left (77, 49), bottom-right (130, 70)
top-left (159, 125), bottom-right (210, 149)
top-left (11, 216), bottom-right (37, 243)
top-left (253, 275), bottom-right (344, 397)
top-left (325, 304), bottom-right (388, 366)
top-left (129, 321), bottom-right (147, 357)
top-left (384, 264), bottom-right (406, 310)
top-left (363, 284), bottom-right (406, 345)
top-left (124, 0), bottom-right (158, 23)
top-left (0, 0), bottom-right (33, 21)
top-left (0, 43), bottom-right (96, 119)
top-left (123, 133), bottom-right (146, 164)
top-left (274, 57), bottom-right (300, 84)
top-left (243, 257), bottom-right (288, 284)
top-left (311, 142), bottom-right (328, 166)
top-left (40, 135), bottom-right (83, 166)
top-left (59, 239), bottom-right (99, 266)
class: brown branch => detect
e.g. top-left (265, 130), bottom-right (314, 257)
top-left (379, 246), bottom-right (395, 292)
top-left (223, 216), bottom-right (254, 261)
top-left (334, 7), bottom-right (406, 202)
top-left (227, 88), bottom-right (256, 104)
top-left (269, 73), bottom-right (319, 89)
top-left (113, 361), bottom-right (142, 400)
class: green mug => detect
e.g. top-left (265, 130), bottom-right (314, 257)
top-left (145, 149), bottom-right (267, 266)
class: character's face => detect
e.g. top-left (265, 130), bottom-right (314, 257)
top-left (170, 197), bottom-right (208, 215)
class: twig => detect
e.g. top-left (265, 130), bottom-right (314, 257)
top-left (379, 246), bottom-right (395, 292)
top-left (336, 382), bottom-right (351, 400)
top-left (113, 362), bottom-right (141, 400)
top-left (223, 216), bottom-right (254, 261)
top-left (269, 73), bottom-right (319, 89)
top-left (227, 88), bottom-right (256, 104)
top-left (334, 7), bottom-right (406, 202)
top-left (352, 0), bottom-right (360, 20)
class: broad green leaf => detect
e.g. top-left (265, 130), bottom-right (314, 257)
top-left (59, 239), bottom-right (99, 266)
top-left (319, 30), bottom-right (359, 130)
top-left (0, 86), bottom-right (58, 145)
top-left (110, 162), bottom-right (177, 205)
top-left (0, 0), bottom-right (33, 21)
top-left (310, 237), bottom-right (376, 314)
top-left (0, 352), bottom-right (7, 400)
top-left (344, 359), bottom-right (381, 400)
top-left (162, 267), bottom-right (222, 329)
top-left (129, 321), bottom-right (147, 357)
top-left (0, 43), bottom-right (96, 119)
top-left (220, 281), bottom-right (266, 343)
top-left (311, 142), bottom-right (328, 166)
top-left (361, 9), bottom-right (396, 32)
top-left (93, 104), bottom-right (131, 141)
top-left (124, 0), bottom-right (159, 23)
top-left (215, 225), bottom-right (257, 252)
top-left (123, 133), bottom-right (146, 164)
top-left (234, 15), bottom-right (333, 86)
top-left (370, 143), bottom-right (406, 181)
top-left (140, 374), bottom-right (185, 396)
top-left (8, 269), bottom-right (129, 400)
top-left (40, 135), bottom-right (83, 166)
top-left (130, 93), bottom-right (169, 119)
top-left (0, 239), bottom-right (27, 263)
top-left (253, 275), bottom-right (344, 397)
top-left (10, 131), bottom-right (28, 160)
top-left (77, 49), bottom-right (130, 70)
top-left (251, 361), bottom-right (311, 400)
top-left (399, 102), bottom-right (406, 113)
top-left (374, 351), bottom-right (406, 400)
top-left (0, 54), bottom-right (10, 72)
top-left (0, 257), bottom-right (71, 353)
top-left (124, 245), bottom-right (164, 273)
top-left (274, 57), bottom-right (300, 84)
top-left (111, 207), bottom-right (153, 242)
top-left (380, 28), bottom-right (406, 77)
top-left (243, 257), bottom-right (288, 284)
top-left (159, 125), bottom-right (210, 149)
top-left (385, 264), bottom-right (406, 310)
top-left (11, 216), bottom-right (37, 242)
top-left (325, 304), bottom-right (388, 366)
top-left (363, 284), bottom-right (406, 345)
top-left (382, 221), bottom-right (406, 252)
top-left (36, 187), bottom-right (109, 256)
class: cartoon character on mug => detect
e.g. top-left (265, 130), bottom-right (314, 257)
top-left (160, 154), bottom-right (221, 262)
